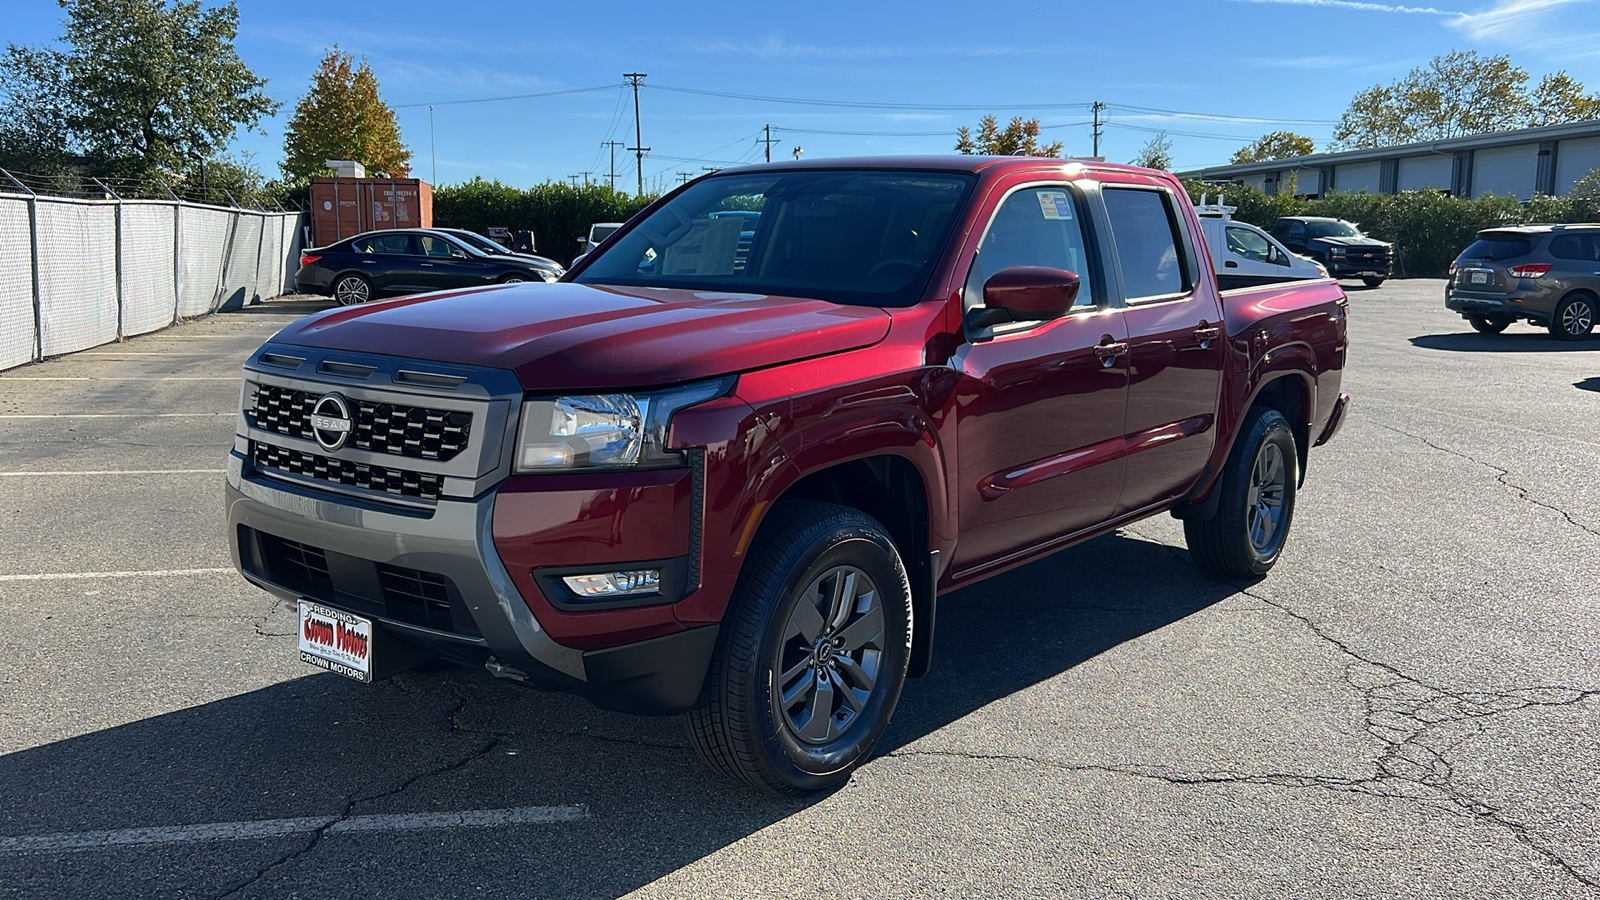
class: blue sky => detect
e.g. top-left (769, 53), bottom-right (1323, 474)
top-left (10, 0), bottom-right (1600, 189)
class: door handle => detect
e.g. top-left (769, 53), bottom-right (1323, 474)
top-left (1194, 322), bottom-right (1221, 348)
top-left (1093, 339), bottom-right (1129, 368)
top-left (1224, 260), bottom-right (1238, 268)
top-left (419, 262), bottom-right (435, 267)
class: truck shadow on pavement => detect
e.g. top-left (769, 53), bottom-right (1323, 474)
top-left (1410, 332), bottom-right (1600, 352)
top-left (0, 530), bottom-right (1235, 898)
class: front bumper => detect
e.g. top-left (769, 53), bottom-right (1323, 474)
top-left (226, 454), bottom-right (717, 714)
top-left (1325, 258), bottom-right (1392, 277)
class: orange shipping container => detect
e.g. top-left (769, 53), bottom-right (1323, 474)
top-left (308, 177), bottom-right (433, 247)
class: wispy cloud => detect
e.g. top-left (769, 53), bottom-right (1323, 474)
top-left (1445, 0), bottom-right (1600, 58)
top-left (1232, 0), bottom-right (1457, 13)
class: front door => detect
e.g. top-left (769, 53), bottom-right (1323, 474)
top-left (415, 234), bottom-right (491, 291)
top-left (950, 183), bottom-right (1130, 573)
top-left (1101, 184), bottom-right (1226, 513)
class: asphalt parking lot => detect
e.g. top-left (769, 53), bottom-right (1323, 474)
top-left (1, 280), bottom-right (1596, 899)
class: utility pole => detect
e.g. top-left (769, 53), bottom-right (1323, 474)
top-left (702, 166), bottom-right (720, 174)
top-left (792, 146), bottom-right (803, 160)
top-left (568, 174), bottom-right (580, 187)
top-left (624, 72), bottom-right (649, 195)
top-left (580, 171), bottom-right (592, 187)
top-left (677, 171), bottom-right (692, 184)
top-left (759, 124), bottom-right (779, 163)
top-left (429, 104), bottom-right (436, 184)
top-left (602, 140), bottom-right (624, 190)
top-left (1091, 101), bottom-right (1106, 159)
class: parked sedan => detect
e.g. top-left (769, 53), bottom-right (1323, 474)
top-left (428, 228), bottom-right (565, 279)
top-left (294, 230), bottom-right (557, 305)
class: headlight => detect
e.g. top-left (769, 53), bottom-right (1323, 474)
top-left (537, 270), bottom-right (559, 283)
top-left (513, 376), bottom-right (734, 472)
top-left (1330, 248), bottom-right (1346, 257)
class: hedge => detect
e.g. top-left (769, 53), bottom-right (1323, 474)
top-left (432, 178), bottom-right (659, 266)
top-left (1181, 177), bottom-right (1600, 278)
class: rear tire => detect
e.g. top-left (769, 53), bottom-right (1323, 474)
top-left (1184, 408), bottom-right (1299, 580)
top-left (1361, 276), bottom-right (1386, 288)
top-left (1468, 314), bottom-right (1511, 334)
top-left (1548, 294), bottom-right (1595, 341)
top-left (333, 274), bottom-right (372, 306)
top-left (685, 501), bottom-right (913, 796)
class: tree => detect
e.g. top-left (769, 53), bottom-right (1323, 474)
top-left (0, 46), bottom-right (75, 173)
top-left (1570, 167), bottom-right (1600, 202)
top-left (1329, 51), bottom-right (1600, 148)
top-left (282, 48), bottom-right (411, 180)
top-left (955, 115), bottom-right (1062, 157)
top-left (1230, 131), bottom-right (1316, 165)
top-left (1529, 71), bottom-right (1600, 127)
top-left (1, 0), bottom-right (276, 174)
top-left (1130, 132), bottom-right (1173, 170)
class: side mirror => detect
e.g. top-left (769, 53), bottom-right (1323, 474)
top-left (965, 266), bottom-right (1081, 338)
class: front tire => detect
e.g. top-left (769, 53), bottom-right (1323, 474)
top-left (333, 274), bottom-right (372, 306)
top-left (1548, 294), bottom-right (1596, 341)
top-left (1361, 276), bottom-right (1386, 288)
top-left (1184, 408), bottom-right (1299, 580)
top-left (686, 501), bottom-right (913, 796)
top-left (499, 273), bottom-right (530, 284)
top-left (1468, 314), bottom-right (1511, 334)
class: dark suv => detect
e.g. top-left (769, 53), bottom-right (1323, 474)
top-left (1269, 216), bottom-right (1393, 287)
top-left (1446, 225), bottom-right (1600, 340)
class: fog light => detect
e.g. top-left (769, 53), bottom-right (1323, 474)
top-left (560, 569), bottom-right (661, 598)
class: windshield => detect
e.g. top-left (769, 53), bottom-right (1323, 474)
top-left (574, 170), bottom-right (975, 306)
top-left (1306, 220), bottom-right (1362, 238)
top-left (451, 231), bottom-right (507, 254)
top-left (589, 224), bottom-right (622, 243)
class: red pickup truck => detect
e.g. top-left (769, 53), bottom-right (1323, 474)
top-left (227, 157), bottom-right (1349, 794)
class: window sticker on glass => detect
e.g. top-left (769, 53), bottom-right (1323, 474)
top-left (1037, 191), bottom-right (1074, 220)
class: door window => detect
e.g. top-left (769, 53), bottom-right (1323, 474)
top-left (1549, 233), bottom-right (1600, 262)
top-left (1225, 225), bottom-right (1273, 263)
top-left (1102, 188), bottom-right (1193, 301)
top-left (418, 234), bottom-right (461, 258)
top-left (352, 233), bottom-right (413, 255)
top-left (963, 186), bottom-right (1096, 313)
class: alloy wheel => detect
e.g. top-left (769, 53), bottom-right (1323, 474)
top-left (775, 564), bottom-right (885, 745)
top-left (1562, 299), bottom-right (1593, 336)
top-left (1246, 442), bottom-right (1288, 560)
top-left (334, 276), bottom-right (369, 305)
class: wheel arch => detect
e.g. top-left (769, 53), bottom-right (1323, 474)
top-left (1175, 370), bottom-right (1312, 522)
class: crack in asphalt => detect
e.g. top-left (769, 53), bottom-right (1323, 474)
top-left (1372, 421), bottom-right (1600, 539)
top-left (1108, 525), bottom-right (1599, 887)
top-left (211, 685), bottom-right (501, 900)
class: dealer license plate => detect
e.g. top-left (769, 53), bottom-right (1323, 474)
top-left (298, 600), bottom-right (373, 682)
top-left (1471, 271), bottom-right (1488, 284)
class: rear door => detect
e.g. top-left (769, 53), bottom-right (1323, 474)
top-left (349, 232), bottom-right (420, 295)
top-left (948, 179), bottom-right (1130, 573)
top-left (1548, 232), bottom-right (1600, 290)
top-left (1100, 181), bottom-right (1227, 513)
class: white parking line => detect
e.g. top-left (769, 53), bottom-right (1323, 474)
top-left (0, 470), bottom-right (226, 477)
top-left (0, 413), bottom-right (234, 419)
top-left (0, 568), bottom-right (234, 582)
top-left (0, 805), bottom-right (589, 855)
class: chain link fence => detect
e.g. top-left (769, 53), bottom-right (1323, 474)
top-left (0, 176), bottom-right (304, 371)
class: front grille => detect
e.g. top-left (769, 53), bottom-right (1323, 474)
top-left (252, 441), bottom-right (444, 501)
top-left (249, 385), bottom-right (472, 462)
top-left (258, 533), bottom-right (333, 594)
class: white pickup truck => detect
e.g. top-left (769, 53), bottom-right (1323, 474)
top-left (1195, 200), bottom-right (1326, 291)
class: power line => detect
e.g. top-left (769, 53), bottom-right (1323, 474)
top-left (1106, 122), bottom-right (1295, 142)
top-left (649, 84), bottom-right (1094, 112)
top-left (774, 126), bottom-right (953, 136)
top-left (394, 84), bottom-right (615, 109)
top-left (1106, 102), bottom-right (1338, 126)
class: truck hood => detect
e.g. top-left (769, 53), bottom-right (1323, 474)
top-left (1310, 236), bottom-right (1389, 250)
top-left (272, 282), bottom-right (892, 390)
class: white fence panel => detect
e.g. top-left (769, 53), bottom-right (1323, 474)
top-left (218, 212), bottom-right (262, 311)
top-left (254, 215), bottom-right (280, 303)
top-left (0, 196), bottom-right (35, 369)
top-left (36, 200), bottom-right (118, 356)
top-left (281, 216), bottom-right (302, 293)
top-left (178, 205), bottom-right (233, 316)
top-left (120, 201), bottom-right (178, 336)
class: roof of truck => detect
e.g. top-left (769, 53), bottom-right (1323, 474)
top-left (713, 155), bottom-right (1156, 177)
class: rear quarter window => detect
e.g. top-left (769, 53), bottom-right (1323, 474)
top-left (1549, 234), bottom-right (1600, 261)
top-left (1461, 236), bottom-right (1534, 261)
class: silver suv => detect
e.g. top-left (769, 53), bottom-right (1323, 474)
top-left (1446, 225), bottom-right (1600, 340)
